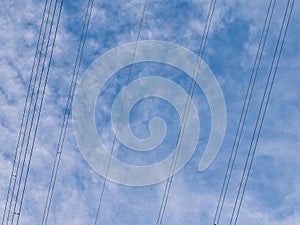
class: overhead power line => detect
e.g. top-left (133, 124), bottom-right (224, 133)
top-left (230, 0), bottom-right (294, 224)
top-left (213, 0), bottom-right (277, 224)
top-left (1, 0), bottom-right (51, 223)
top-left (1, 0), bottom-right (64, 224)
top-left (41, 0), bottom-right (94, 224)
top-left (156, 1), bottom-right (216, 225)
top-left (13, 1), bottom-right (63, 224)
top-left (93, 1), bottom-right (148, 224)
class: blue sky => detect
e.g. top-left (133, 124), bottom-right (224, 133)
top-left (0, 0), bottom-right (299, 224)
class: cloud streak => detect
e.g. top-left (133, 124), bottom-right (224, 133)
top-left (0, 0), bottom-right (299, 224)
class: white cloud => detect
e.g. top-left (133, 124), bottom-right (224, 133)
top-left (0, 0), bottom-right (299, 224)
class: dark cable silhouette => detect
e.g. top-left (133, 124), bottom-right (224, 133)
top-left (230, 0), bottom-right (294, 224)
top-left (156, 1), bottom-right (216, 224)
top-left (213, 0), bottom-right (277, 224)
top-left (41, 0), bottom-right (94, 224)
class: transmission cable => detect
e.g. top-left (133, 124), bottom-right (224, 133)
top-left (156, 1), bottom-right (216, 225)
top-left (3, 0), bottom-right (64, 224)
top-left (1, 0), bottom-right (51, 224)
top-left (41, 0), bottom-right (94, 224)
top-left (230, 0), bottom-right (294, 224)
top-left (93, 1), bottom-right (148, 224)
top-left (212, 0), bottom-right (276, 224)
top-left (13, 1), bottom-right (64, 224)
top-left (3, 0), bottom-right (56, 223)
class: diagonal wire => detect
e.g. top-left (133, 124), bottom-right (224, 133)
top-left (156, 1), bottom-right (216, 224)
top-left (5, 0), bottom-right (64, 224)
top-left (3, 0), bottom-right (58, 224)
top-left (230, 0), bottom-right (294, 224)
top-left (93, 1), bottom-right (148, 224)
top-left (14, 1), bottom-right (64, 224)
top-left (41, 0), bottom-right (94, 224)
top-left (213, 0), bottom-right (277, 224)
top-left (1, 0), bottom-right (51, 224)
top-left (6, 1), bottom-right (52, 224)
